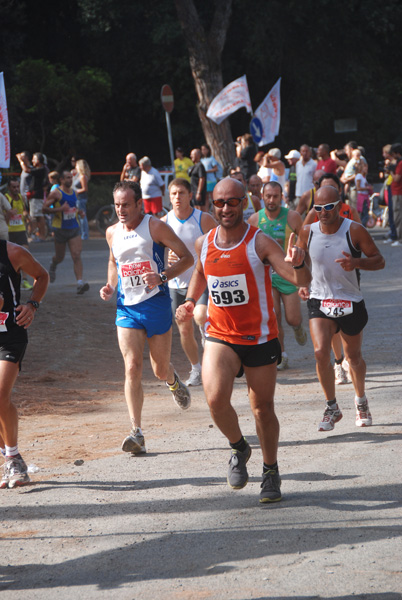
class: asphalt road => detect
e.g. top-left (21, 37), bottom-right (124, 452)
top-left (1, 228), bottom-right (401, 600)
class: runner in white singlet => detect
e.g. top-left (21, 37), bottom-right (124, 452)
top-left (297, 185), bottom-right (385, 432)
top-left (100, 181), bottom-right (194, 456)
top-left (162, 178), bottom-right (216, 386)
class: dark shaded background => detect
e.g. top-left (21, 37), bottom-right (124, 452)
top-left (2, 0), bottom-right (402, 172)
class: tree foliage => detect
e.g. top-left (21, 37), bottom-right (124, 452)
top-left (8, 59), bottom-right (111, 162)
top-left (2, 0), bottom-right (402, 171)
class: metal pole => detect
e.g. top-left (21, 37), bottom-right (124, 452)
top-left (165, 111), bottom-right (175, 171)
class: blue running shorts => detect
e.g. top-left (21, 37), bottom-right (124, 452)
top-left (116, 292), bottom-right (172, 338)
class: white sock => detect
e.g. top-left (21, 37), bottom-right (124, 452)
top-left (77, 280), bottom-right (83, 286)
top-left (5, 444), bottom-right (19, 457)
top-left (191, 363), bottom-right (201, 372)
top-left (134, 426), bottom-right (143, 435)
top-left (355, 395), bottom-right (366, 405)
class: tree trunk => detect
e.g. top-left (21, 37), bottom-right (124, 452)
top-left (174, 0), bottom-right (235, 173)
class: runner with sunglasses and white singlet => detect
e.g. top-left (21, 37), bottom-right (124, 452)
top-left (297, 185), bottom-right (385, 432)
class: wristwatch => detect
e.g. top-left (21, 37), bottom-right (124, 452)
top-left (27, 300), bottom-right (40, 310)
top-left (159, 273), bottom-right (168, 284)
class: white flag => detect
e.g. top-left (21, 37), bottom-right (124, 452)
top-left (207, 75), bottom-right (252, 125)
top-left (253, 78), bottom-right (281, 146)
top-left (0, 72), bottom-right (10, 169)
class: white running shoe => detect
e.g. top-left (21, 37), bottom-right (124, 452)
top-left (391, 240), bottom-right (401, 247)
top-left (318, 405), bottom-right (343, 431)
top-left (355, 399), bottom-right (372, 427)
top-left (277, 354), bottom-right (289, 371)
top-left (1, 456), bottom-right (30, 489)
top-left (334, 363), bottom-right (348, 385)
top-left (185, 369), bottom-right (202, 387)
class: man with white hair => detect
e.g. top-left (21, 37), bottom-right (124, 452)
top-left (139, 156), bottom-right (165, 216)
top-left (120, 153), bottom-right (141, 183)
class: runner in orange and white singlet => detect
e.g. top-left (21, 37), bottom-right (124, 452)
top-left (201, 225), bottom-right (278, 345)
top-left (176, 177), bottom-right (311, 504)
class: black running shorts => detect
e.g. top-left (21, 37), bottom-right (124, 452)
top-left (206, 336), bottom-right (282, 367)
top-left (307, 298), bottom-right (368, 336)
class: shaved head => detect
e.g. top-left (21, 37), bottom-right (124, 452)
top-left (213, 176), bottom-right (245, 199)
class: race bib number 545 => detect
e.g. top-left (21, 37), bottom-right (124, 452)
top-left (207, 274), bottom-right (249, 306)
top-left (320, 299), bottom-right (353, 318)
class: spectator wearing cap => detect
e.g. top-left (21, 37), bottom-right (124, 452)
top-left (295, 144), bottom-right (316, 205)
top-left (284, 149), bottom-right (301, 208)
top-left (174, 148), bottom-right (193, 182)
top-left (316, 144), bottom-right (337, 174)
top-left (262, 148), bottom-right (286, 192)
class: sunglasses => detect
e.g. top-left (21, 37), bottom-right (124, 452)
top-left (313, 200), bottom-right (340, 213)
top-left (212, 197), bottom-right (245, 208)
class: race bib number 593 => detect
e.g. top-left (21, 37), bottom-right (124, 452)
top-left (207, 274), bottom-right (249, 306)
top-left (320, 299), bottom-right (353, 318)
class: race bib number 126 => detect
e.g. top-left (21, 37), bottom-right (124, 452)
top-left (121, 261), bottom-right (152, 288)
top-left (207, 274), bottom-right (249, 306)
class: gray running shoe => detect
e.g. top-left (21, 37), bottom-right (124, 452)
top-left (77, 282), bottom-right (90, 295)
top-left (227, 442), bottom-right (252, 489)
top-left (49, 263), bottom-right (57, 283)
top-left (293, 325), bottom-right (307, 346)
top-left (259, 470), bottom-right (282, 503)
top-left (121, 428), bottom-right (146, 454)
top-left (185, 369), bottom-right (202, 387)
top-left (1, 456), bottom-right (30, 489)
top-left (166, 372), bottom-right (191, 410)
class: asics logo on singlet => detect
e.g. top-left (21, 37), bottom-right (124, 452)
top-left (212, 279), bottom-right (239, 289)
top-left (220, 253), bottom-right (231, 258)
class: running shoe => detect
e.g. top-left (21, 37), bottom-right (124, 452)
top-left (391, 240), bottom-right (401, 247)
top-left (227, 442), bottom-right (252, 489)
top-left (49, 263), bottom-right (57, 283)
top-left (77, 282), bottom-right (90, 295)
top-left (259, 470), bottom-right (282, 503)
top-left (21, 280), bottom-right (33, 290)
top-left (166, 372), bottom-right (191, 410)
top-left (277, 354), bottom-right (289, 371)
top-left (185, 369), bottom-right (202, 387)
top-left (293, 325), bottom-right (307, 346)
top-left (1, 456), bottom-right (30, 489)
top-left (318, 405), bottom-right (343, 431)
top-left (334, 363), bottom-right (348, 385)
top-left (355, 399), bottom-right (372, 427)
top-left (121, 428), bottom-right (146, 454)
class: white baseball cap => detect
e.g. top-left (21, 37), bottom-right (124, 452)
top-left (285, 150), bottom-right (301, 160)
